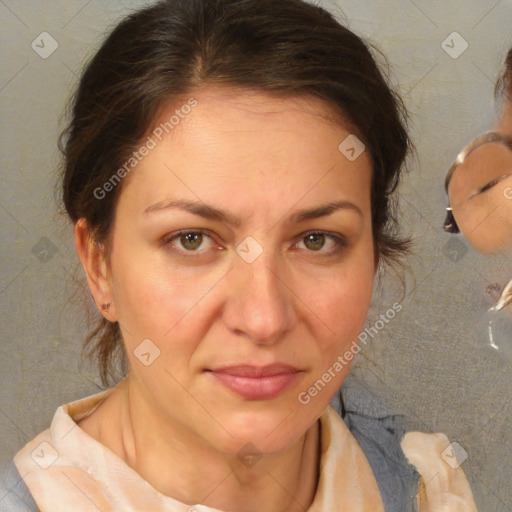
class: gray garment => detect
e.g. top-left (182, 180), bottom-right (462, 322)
top-left (331, 372), bottom-right (421, 512)
top-left (0, 461), bottom-right (39, 511)
top-left (1, 375), bottom-right (420, 512)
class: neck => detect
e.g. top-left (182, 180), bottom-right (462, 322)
top-left (113, 375), bottom-right (320, 512)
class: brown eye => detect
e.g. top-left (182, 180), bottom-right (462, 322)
top-left (164, 230), bottom-right (215, 254)
top-left (180, 232), bottom-right (203, 250)
top-left (303, 233), bottom-right (326, 251)
top-left (296, 231), bottom-right (346, 255)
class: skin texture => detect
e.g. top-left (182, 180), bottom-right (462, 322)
top-left (448, 98), bottom-right (512, 256)
top-left (74, 86), bottom-right (377, 512)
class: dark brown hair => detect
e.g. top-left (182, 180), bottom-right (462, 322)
top-left (60, 0), bottom-right (411, 385)
top-left (495, 46), bottom-right (512, 100)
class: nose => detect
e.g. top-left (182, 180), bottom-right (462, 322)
top-left (223, 248), bottom-right (298, 346)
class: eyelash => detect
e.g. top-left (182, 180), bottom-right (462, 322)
top-left (162, 229), bottom-right (347, 258)
top-left (471, 173), bottom-right (511, 198)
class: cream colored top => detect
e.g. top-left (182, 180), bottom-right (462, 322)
top-left (14, 388), bottom-right (478, 511)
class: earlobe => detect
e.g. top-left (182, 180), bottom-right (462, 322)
top-left (74, 218), bottom-right (117, 321)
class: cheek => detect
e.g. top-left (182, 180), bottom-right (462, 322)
top-left (303, 255), bottom-right (375, 356)
top-left (109, 245), bottom-right (218, 347)
top-left (457, 195), bottom-right (512, 254)
top-left (109, 256), bottom-right (219, 395)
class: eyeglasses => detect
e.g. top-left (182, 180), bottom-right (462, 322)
top-left (443, 131), bottom-right (512, 233)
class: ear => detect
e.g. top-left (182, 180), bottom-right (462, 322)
top-left (74, 218), bottom-right (117, 321)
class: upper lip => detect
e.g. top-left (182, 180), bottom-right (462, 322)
top-left (208, 364), bottom-right (301, 377)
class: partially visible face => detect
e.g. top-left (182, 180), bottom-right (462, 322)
top-left (106, 86), bottom-right (376, 457)
top-left (448, 137), bottom-right (512, 255)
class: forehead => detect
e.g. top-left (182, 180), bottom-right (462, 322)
top-left (119, 86), bottom-right (373, 217)
top-left (152, 87), bottom-right (351, 153)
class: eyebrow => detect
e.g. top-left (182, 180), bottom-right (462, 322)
top-left (143, 199), bottom-right (362, 227)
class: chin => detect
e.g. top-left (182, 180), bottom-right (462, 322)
top-left (212, 401), bottom-right (322, 456)
top-left (467, 235), bottom-right (504, 255)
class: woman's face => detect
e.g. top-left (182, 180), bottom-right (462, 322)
top-left (104, 87), bottom-right (376, 456)
top-left (448, 96), bottom-right (512, 256)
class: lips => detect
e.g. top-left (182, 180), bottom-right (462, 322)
top-left (207, 364), bottom-right (302, 400)
top-left (212, 364), bottom-right (300, 377)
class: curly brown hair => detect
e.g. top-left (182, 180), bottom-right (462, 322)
top-left (60, 0), bottom-right (411, 385)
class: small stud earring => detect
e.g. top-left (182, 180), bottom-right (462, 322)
top-left (101, 303), bottom-right (111, 311)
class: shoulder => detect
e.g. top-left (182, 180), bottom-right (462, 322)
top-left (10, 387), bottom-right (118, 512)
top-left (12, 425), bottom-right (115, 512)
top-left (401, 431), bottom-right (478, 511)
top-left (331, 373), bottom-right (478, 512)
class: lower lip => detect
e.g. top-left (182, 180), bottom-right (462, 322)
top-left (209, 371), bottom-right (301, 400)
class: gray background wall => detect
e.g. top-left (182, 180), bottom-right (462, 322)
top-left (1, 1), bottom-right (511, 510)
